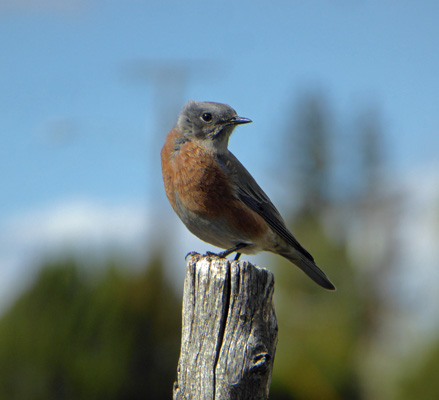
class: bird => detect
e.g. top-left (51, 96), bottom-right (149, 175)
top-left (160, 100), bottom-right (335, 290)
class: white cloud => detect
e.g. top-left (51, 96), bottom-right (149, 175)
top-left (6, 200), bottom-right (148, 248)
top-left (346, 164), bottom-right (439, 339)
top-left (0, 198), bottom-right (150, 311)
top-left (395, 168), bottom-right (439, 329)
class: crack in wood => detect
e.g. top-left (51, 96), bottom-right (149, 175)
top-left (213, 260), bottom-right (231, 399)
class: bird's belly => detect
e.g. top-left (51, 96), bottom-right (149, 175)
top-left (173, 193), bottom-right (269, 254)
top-left (173, 195), bottom-right (242, 248)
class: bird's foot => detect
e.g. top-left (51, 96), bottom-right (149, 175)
top-left (205, 243), bottom-right (248, 260)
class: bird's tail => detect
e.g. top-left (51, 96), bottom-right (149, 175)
top-left (279, 251), bottom-right (336, 291)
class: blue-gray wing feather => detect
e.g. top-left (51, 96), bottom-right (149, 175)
top-left (218, 151), bottom-right (314, 262)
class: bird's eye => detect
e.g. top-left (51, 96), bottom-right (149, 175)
top-left (201, 113), bottom-right (213, 122)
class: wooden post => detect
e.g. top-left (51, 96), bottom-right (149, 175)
top-left (173, 253), bottom-right (278, 400)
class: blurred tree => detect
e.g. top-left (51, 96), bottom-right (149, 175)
top-left (269, 91), bottom-right (362, 400)
top-left (270, 214), bottom-right (361, 400)
top-left (287, 91), bottom-right (332, 216)
top-left (357, 108), bottom-right (383, 195)
top-left (269, 91), bottom-right (421, 400)
top-left (0, 254), bottom-right (181, 400)
top-left (349, 108), bottom-right (405, 400)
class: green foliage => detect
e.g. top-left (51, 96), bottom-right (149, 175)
top-left (0, 255), bottom-right (181, 400)
top-left (397, 341), bottom-right (439, 400)
top-left (270, 214), bottom-right (361, 400)
top-left (269, 91), bottom-right (384, 399)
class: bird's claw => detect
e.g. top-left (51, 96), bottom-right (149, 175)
top-left (185, 251), bottom-right (200, 261)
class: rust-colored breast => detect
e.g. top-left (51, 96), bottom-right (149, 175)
top-left (161, 129), bottom-right (268, 242)
top-left (170, 144), bottom-right (230, 216)
top-left (161, 128), bottom-right (182, 211)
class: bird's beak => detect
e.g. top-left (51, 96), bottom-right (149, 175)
top-left (226, 116), bottom-right (252, 126)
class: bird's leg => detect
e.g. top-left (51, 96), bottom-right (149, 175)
top-left (206, 243), bottom-right (249, 259)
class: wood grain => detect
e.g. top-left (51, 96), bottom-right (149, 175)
top-left (173, 254), bottom-right (278, 400)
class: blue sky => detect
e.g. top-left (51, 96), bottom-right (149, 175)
top-left (1, 1), bottom-right (439, 308)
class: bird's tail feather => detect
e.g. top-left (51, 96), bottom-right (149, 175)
top-left (280, 251), bottom-right (336, 291)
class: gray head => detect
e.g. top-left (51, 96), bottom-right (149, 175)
top-left (176, 100), bottom-right (252, 151)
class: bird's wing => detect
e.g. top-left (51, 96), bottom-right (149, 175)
top-left (219, 152), bottom-right (314, 262)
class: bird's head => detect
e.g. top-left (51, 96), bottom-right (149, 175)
top-left (176, 100), bottom-right (252, 152)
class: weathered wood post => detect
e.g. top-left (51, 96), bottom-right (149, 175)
top-left (173, 253), bottom-right (278, 400)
